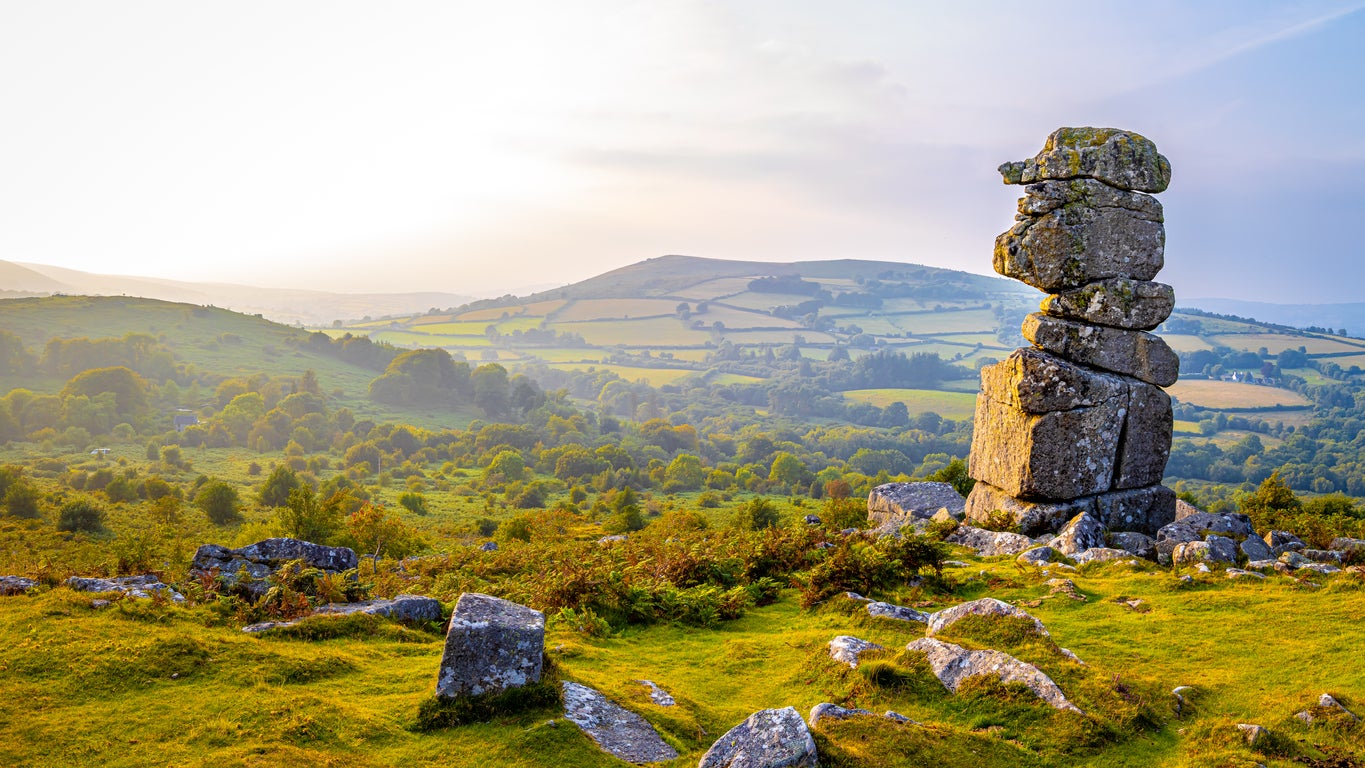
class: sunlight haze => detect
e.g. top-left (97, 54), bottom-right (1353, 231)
top-left (2, 1), bottom-right (1362, 301)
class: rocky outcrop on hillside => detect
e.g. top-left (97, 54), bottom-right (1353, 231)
top-left (967, 128), bottom-right (1177, 539)
top-left (65, 574), bottom-right (184, 602)
top-left (190, 538), bottom-right (359, 599)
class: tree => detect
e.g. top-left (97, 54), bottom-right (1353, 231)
top-left (733, 497), bottom-right (780, 530)
top-left (398, 491), bottom-right (429, 515)
top-left (767, 452), bottom-right (810, 487)
top-left (276, 486), bottom-right (344, 543)
top-left (4, 481), bottom-right (40, 519)
top-left (344, 503), bottom-right (424, 561)
top-left (259, 465), bottom-right (302, 507)
top-left (195, 480), bottom-right (241, 525)
top-left (663, 454), bottom-right (706, 492)
top-left (57, 498), bottom-right (104, 533)
top-left (471, 363), bottom-right (511, 418)
top-left (61, 366), bottom-right (147, 418)
top-left (484, 451), bottom-right (527, 483)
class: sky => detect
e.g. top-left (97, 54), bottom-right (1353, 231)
top-left (1, 1), bottom-right (1363, 303)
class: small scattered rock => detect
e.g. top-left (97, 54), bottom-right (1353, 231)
top-left (1246, 559), bottom-right (1277, 571)
top-left (1302, 549), bottom-right (1342, 564)
top-left (90, 598), bottom-right (112, 609)
top-left (597, 535), bottom-right (628, 544)
top-left (64, 575), bottom-right (184, 603)
top-left (828, 635), bottom-right (885, 669)
top-left (635, 680), bottom-right (675, 707)
top-left (1225, 569), bottom-right (1266, 580)
top-left (945, 525), bottom-right (1035, 557)
top-left (1046, 578), bottom-right (1085, 601)
top-left (1329, 537), bottom-right (1365, 554)
top-left (1072, 547), bottom-right (1131, 565)
top-left (1108, 531), bottom-right (1157, 560)
top-left (1058, 647), bottom-right (1085, 665)
top-left (907, 637), bottom-right (1081, 713)
top-left (1049, 512), bottom-right (1107, 555)
top-left (883, 710), bottom-right (916, 724)
top-left (1016, 546), bottom-right (1056, 566)
top-left (1297, 562), bottom-right (1341, 575)
top-left (807, 703), bottom-right (873, 728)
top-left (1240, 535), bottom-right (1273, 562)
top-left (561, 681), bottom-right (678, 764)
top-left (844, 592), bottom-right (871, 603)
top-left (867, 601), bottom-right (930, 624)
top-left (1115, 596), bottom-right (1149, 612)
top-left (803, 515), bottom-right (822, 526)
top-left (1236, 723), bottom-right (1267, 745)
top-left (0, 576), bottom-right (38, 596)
top-left (480, 541), bottom-right (499, 552)
top-left (1266, 530), bottom-right (1305, 554)
top-left (698, 707), bottom-right (817, 768)
top-left (1172, 685), bottom-right (1194, 716)
top-left (1194, 563), bottom-right (1211, 574)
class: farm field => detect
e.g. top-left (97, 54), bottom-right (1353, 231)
top-left (841, 389), bottom-right (978, 420)
top-left (1209, 333), bottom-right (1365, 355)
top-left (544, 363), bottom-right (699, 386)
top-left (553, 298), bottom-right (683, 322)
top-left (550, 318), bottom-right (710, 347)
top-left (1165, 380), bottom-right (1312, 409)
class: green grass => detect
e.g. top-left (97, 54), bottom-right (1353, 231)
top-left (841, 389), bottom-right (978, 420)
top-left (1209, 333), bottom-right (1364, 355)
top-left (548, 318), bottom-right (710, 347)
top-left (543, 364), bottom-right (699, 386)
top-left (5, 554), bottom-right (1364, 766)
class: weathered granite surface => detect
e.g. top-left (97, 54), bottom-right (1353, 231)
top-left (436, 593), bottom-right (544, 699)
top-left (561, 681), bottom-right (678, 764)
top-left (998, 127), bottom-right (1171, 193)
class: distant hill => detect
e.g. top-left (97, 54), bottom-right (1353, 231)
top-left (519, 254), bottom-right (1027, 301)
top-left (1185, 297), bottom-right (1365, 337)
top-left (1, 260), bottom-right (473, 326)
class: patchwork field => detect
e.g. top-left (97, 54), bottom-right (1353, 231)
top-left (1165, 380), bottom-right (1312, 409)
top-left (841, 389), bottom-right (979, 420)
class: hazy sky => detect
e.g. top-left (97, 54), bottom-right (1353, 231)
top-left (2, 1), bottom-right (1363, 302)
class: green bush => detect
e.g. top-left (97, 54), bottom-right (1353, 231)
top-left (195, 480), bottom-right (242, 525)
top-left (57, 498), bottom-right (105, 533)
top-left (733, 497), bottom-right (779, 530)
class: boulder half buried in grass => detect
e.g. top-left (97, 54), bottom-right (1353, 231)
top-left (699, 706), bottom-right (818, 768)
top-left (907, 638), bottom-right (1081, 713)
top-left (437, 592), bottom-right (544, 699)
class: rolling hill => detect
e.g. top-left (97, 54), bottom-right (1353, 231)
top-left (1, 260), bottom-right (474, 327)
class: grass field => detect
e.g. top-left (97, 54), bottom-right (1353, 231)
top-left (1209, 334), bottom-right (1365, 355)
top-left (553, 299), bottom-right (683, 323)
top-left (720, 330), bottom-right (838, 345)
top-left (549, 318), bottom-right (711, 347)
top-left (706, 372), bottom-right (767, 385)
top-left (669, 277), bottom-right (753, 301)
top-left (544, 364), bottom-right (699, 386)
top-left (1160, 334), bottom-right (1213, 353)
top-left (893, 309), bottom-right (997, 335)
top-left (5, 552), bottom-right (1364, 766)
top-left (409, 322), bottom-right (494, 335)
top-left (693, 305), bottom-right (801, 329)
top-left (841, 389), bottom-right (978, 420)
top-left (1165, 381), bottom-right (1312, 409)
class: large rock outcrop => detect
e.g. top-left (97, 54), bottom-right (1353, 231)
top-left (907, 638), bottom-right (1082, 713)
top-left (967, 128), bottom-right (1176, 539)
top-left (190, 538), bottom-right (358, 599)
top-left (436, 593), bottom-right (544, 699)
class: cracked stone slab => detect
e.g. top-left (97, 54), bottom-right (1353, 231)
top-left (562, 681), bottom-right (678, 764)
top-left (1042, 278), bottom-right (1175, 331)
top-left (1023, 313), bottom-right (1179, 387)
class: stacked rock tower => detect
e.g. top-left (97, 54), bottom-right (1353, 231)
top-left (966, 128), bottom-right (1178, 537)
